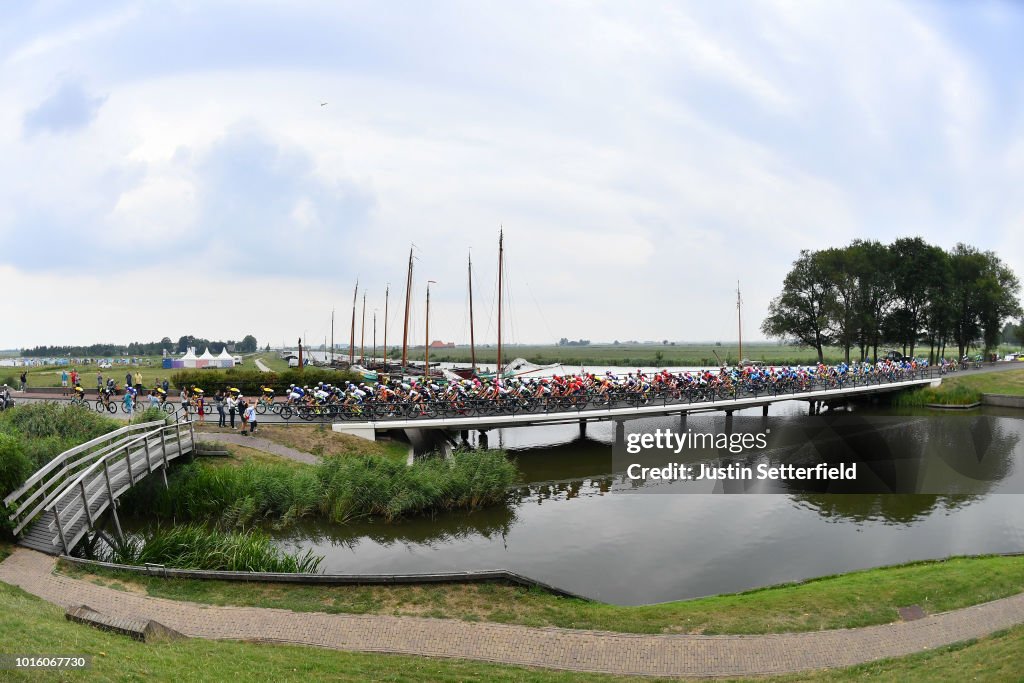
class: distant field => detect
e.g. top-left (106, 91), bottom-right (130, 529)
top-left (403, 343), bottom-right (851, 367)
top-left (7, 355), bottom-right (251, 390)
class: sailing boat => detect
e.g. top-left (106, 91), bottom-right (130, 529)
top-left (447, 251), bottom-right (479, 380)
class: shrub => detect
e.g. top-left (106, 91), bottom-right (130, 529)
top-left (0, 432), bottom-right (33, 503)
top-left (121, 450), bottom-right (519, 527)
top-left (0, 402), bottom-right (119, 443)
top-left (96, 524), bottom-right (323, 573)
top-left (169, 368), bottom-right (362, 395)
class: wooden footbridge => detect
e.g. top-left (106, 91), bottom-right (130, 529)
top-left (3, 417), bottom-right (195, 556)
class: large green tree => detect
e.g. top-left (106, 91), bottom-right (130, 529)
top-left (761, 250), bottom-right (834, 363)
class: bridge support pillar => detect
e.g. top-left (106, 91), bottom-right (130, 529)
top-left (478, 430), bottom-right (489, 450)
top-left (579, 420), bottom-right (587, 437)
top-left (679, 412), bottom-right (687, 431)
top-left (725, 410), bottom-right (734, 435)
top-left (762, 404), bottom-right (769, 417)
top-left (614, 420), bottom-right (625, 446)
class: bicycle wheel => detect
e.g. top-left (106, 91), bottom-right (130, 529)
top-left (255, 402), bottom-right (267, 415)
top-left (106, 402), bottom-right (117, 414)
top-left (279, 405), bottom-right (293, 420)
top-left (162, 402), bottom-right (175, 414)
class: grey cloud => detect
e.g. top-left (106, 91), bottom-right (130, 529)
top-left (23, 79), bottom-right (107, 136)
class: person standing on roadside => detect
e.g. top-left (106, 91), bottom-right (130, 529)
top-left (162, 378), bottom-right (170, 394)
top-left (61, 369), bottom-right (68, 389)
top-left (19, 371), bottom-right (26, 392)
top-left (135, 370), bottom-right (142, 392)
top-left (71, 369), bottom-right (79, 387)
top-left (97, 372), bottom-right (103, 392)
top-left (238, 396), bottom-right (248, 434)
top-left (123, 389), bottom-right (134, 420)
top-left (226, 392), bottom-right (237, 429)
top-left (215, 390), bottom-right (226, 427)
top-left (126, 371), bottom-right (133, 389)
top-left (245, 401), bottom-right (257, 435)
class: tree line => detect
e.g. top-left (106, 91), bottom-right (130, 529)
top-left (761, 238), bottom-right (1022, 363)
top-left (22, 334), bottom-right (259, 357)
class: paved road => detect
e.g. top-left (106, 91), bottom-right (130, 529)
top-left (7, 362), bottom-right (1022, 425)
top-left (254, 358), bottom-right (272, 372)
top-left (2, 548), bottom-right (1023, 677)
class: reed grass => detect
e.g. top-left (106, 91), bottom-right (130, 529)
top-left (893, 384), bottom-right (983, 407)
top-left (120, 450), bottom-right (519, 527)
top-left (96, 523), bottom-right (323, 573)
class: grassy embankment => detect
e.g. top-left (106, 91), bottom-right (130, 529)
top-left (1, 571), bottom-right (1023, 682)
top-left (894, 368), bottom-right (1024, 407)
top-left (198, 423), bottom-right (410, 463)
top-left (58, 554), bottom-right (1024, 636)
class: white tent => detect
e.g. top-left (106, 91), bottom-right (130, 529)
top-left (180, 347), bottom-right (199, 369)
top-left (197, 348), bottom-right (216, 368)
top-left (216, 348), bottom-right (236, 368)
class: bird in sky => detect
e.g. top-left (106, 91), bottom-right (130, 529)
top-left (320, 102), bottom-right (328, 107)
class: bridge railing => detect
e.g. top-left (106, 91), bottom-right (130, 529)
top-left (353, 368), bottom-right (936, 422)
top-left (2, 419), bottom-right (177, 537)
top-left (44, 420), bottom-right (194, 554)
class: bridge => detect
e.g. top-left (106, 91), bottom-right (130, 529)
top-left (333, 373), bottom-right (941, 446)
top-left (3, 417), bottom-right (195, 556)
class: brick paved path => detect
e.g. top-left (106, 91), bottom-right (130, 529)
top-left (195, 432), bottom-right (320, 464)
top-left (2, 549), bottom-right (1023, 677)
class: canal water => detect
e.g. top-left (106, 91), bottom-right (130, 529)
top-left (257, 401), bottom-right (1024, 605)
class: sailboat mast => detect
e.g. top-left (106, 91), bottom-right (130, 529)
top-left (383, 284), bottom-right (389, 371)
top-left (330, 309), bottom-right (334, 364)
top-left (425, 281), bottom-right (432, 378)
top-left (737, 280), bottom-right (743, 366)
top-left (468, 251), bottom-right (476, 372)
top-left (497, 229), bottom-right (504, 385)
top-left (360, 292), bottom-right (366, 365)
top-left (349, 280), bottom-right (358, 364)
top-left (373, 310), bottom-right (377, 368)
top-left (401, 248), bottom-right (413, 372)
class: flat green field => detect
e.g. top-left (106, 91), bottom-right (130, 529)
top-left (402, 343), bottom-right (852, 367)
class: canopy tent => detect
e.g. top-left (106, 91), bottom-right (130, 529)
top-left (175, 347), bottom-right (198, 369)
top-left (216, 348), bottom-right (236, 369)
top-left (196, 348), bottom-right (216, 369)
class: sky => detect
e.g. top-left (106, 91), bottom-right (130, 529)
top-left (2, 0), bottom-right (1023, 351)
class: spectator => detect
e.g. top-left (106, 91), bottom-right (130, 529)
top-left (97, 372), bottom-right (103, 391)
top-left (226, 392), bottom-right (237, 429)
top-left (61, 369), bottom-right (69, 388)
top-left (215, 390), bottom-right (226, 427)
top-left (123, 390), bottom-right (134, 420)
top-left (135, 370), bottom-right (142, 389)
top-left (162, 378), bottom-right (170, 394)
top-left (245, 401), bottom-right (257, 435)
top-left (238, 397), bottom-right (248, 433)
top-left (149, 390), bottom-right (160, 408)
top-left (19, 371), bottom-right (27, 392)
top-left (71, 369), bottom-right (79, 387)
top-left (126, 371), bottom-right (133, 389)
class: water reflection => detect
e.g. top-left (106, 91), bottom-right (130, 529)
top-left (791, 494), bottom-right (976, 525)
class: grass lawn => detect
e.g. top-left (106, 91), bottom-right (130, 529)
top-left (195, 443), bottom-right (311, 469)
top-left (943, 368), bottom-right (1024, 396)
top-left (17, 360), bottom-right (174, 391)
top-left (0, 576), bottom-right (1022, 682)
top-left (57, 554), bottom-right (1024, 636)
top-left (896, 367), bottom-right (1024, 406)
top-left (196, 424), bottom-right (409, 463)
top-left (254, 353), bottom-right (291, 372)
